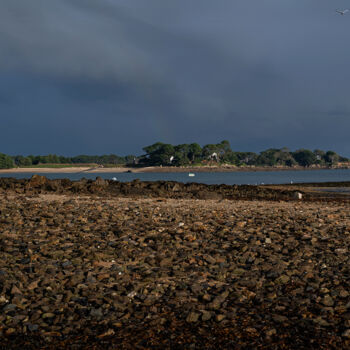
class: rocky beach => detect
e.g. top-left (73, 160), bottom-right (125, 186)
top-left (1, 176), bottom-right (350, 348)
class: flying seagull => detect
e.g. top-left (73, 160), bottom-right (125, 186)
top-left (336, 9), bottom-right (349, 15)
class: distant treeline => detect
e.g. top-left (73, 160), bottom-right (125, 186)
top-left (0, 140), bottom-right (349, 169)
top-left (11, 154), bottom-right (135, 167)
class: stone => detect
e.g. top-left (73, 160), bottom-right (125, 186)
top-left (42, 313), bottom-right (55, 319)
top-left (26, 323), bottom-right (39, 332)
top-left (27, 280), bottom-right (40, 290)
top-left (276, 275), bottom-right (290, 284)
top-left (3, 304), bottom-right (17, 312)
top-left (90, 308), bottom-right (103, 318)
top-left (94, 177), bottom-right (107, 186)
top-left (272, 315), bottom-right (288, 323)
top-left (313, 317), bottom-right (330, 327)
top-left (322, 295), bottom-right (334, 307)
top-left (216, 314), bottom-right (225, 322)
top-left (28, 175), bottom-right (48, 188)
top-left (266, 328), bottom-right (277, 337)
top-left (201, 311), bottom-right (212, 321)
top-left (204, 255), bottom-right (216, 264)
top-left (11, 285), bottom-right (22, 295)
top-left (186, 312), bottom-right (200, 323)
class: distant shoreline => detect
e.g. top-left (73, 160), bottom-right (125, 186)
top-left (0, 165), bottom-right (349, 174)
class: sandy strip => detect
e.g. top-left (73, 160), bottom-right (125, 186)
top-left (0, 165), bottom-right (348, 174)
top-left (0, 167), bottom-right (136, 174)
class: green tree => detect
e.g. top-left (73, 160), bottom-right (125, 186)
top-left (142, 142), bottom-right (165, 156)
top-left (256, 149), bottom-right (279, 166)
top-left (156, 144), bottom-right (175, 165)
top-left (142, 142), bottom-right (175, 165)
top-left (173, 144), bottom-right (190, 166)
top-left (216, 140), bottom-right (232, 162)
top-left (13, 155), bottom-right (32, 166)
top-left (324, 151), bottom-right (339, 165)
top-left (125, 155), bottom-right (136, 165)
top-left (0, 153), bottom-right (14, 169)
top-left (234, 152), bottom-right (257, 165)
top-left (292, 149), bottom-right (317, 167)
top-left (274, 148), bottom-right (296, 166)
top-left (188, 143), bottom-right (202, 163)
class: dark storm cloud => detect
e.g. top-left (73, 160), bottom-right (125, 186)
top-left (1, 0), bottom-right (350, 156)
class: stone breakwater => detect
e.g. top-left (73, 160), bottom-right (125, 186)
top-left (1, 175), bottom-right (350, 202)
top-left (1, 179), bottom-right (350, 348)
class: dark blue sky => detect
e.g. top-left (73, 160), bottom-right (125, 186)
top-left (1, 0), bottom-right (350, 156)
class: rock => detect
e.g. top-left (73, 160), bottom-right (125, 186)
top-left (26, 323), bottom-right (39, 332)
top-left (204, 255), bottom-right (216, 264)
top-left (216, 314), bottom-right (225, 322)
top-left (94, 177), bottom-right (107, 186)
top-left (90, 308), bottom-right (103, 318)
top-left (272, 315), bottom-right (288, 323)
top-left (266, 328), bottom-right (277, 337)
top-left (201, 311), bottom-right (212, 321)
top-left (27, 175), bottom-right (48, 188)
top-left (62, 261), bottom-right (72, 268)
top-left (276, 275), bottom-right (290, 284)
top-left (5, 328), bottom-right (16, 336)
top-left (127, 291), bottom-right (137, 299)
top-left (27, 280), bottom-right (40, 290)
top-left (3, 304), bottom-right (17, 312)
top-left (11, 285), bottom-right (22, 295)
top-left (202, 294), bottom-right (211, 302)
top-left (97, 329), bottom-right (115, 338)
top-left (322, 295), bottom-right (334, 307)
top-left (232, 268), bottom-right (245, 276)
top-left (172, 183), bottom-right (182, 192)
top-left (313, 317), bottom-right (330, 326)
top-left (0, 296), bottom-right (8, 304)
top-left (186, 312), bottom-right (200, 323)
top-left (340, 290), bottom-right (349, 298)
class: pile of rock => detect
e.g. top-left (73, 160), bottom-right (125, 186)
top-left (0, 194), bottom-right (350, 348)
top-left (0, 175), bottom-right (306, 201)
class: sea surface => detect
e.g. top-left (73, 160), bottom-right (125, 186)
top-left (1, 169), bottom-right (350, 185)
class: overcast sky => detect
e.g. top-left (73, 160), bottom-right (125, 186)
top-left (1, 0), bottom-right (350, 156)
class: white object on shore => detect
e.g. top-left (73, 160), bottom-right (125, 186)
top-left (188, 173), bottom-right (195, 177)
top-left (293, 192), bottom-right (303, 200)
top-left (112, 177), bottom-right (117, 181)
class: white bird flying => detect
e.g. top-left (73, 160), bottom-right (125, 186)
top-left (336, 9), bottom-right (349, 15)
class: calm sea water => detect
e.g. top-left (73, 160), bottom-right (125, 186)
top-left (1, 169), bottom-right (350, 185)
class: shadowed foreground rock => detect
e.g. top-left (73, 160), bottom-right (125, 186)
top-left (1, 179), bottom-right (350, 348)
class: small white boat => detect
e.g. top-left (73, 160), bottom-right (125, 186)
top-left (111, 177), bottom-right (117, 181)
top-left (188, 173), bottom-right (195, 177)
